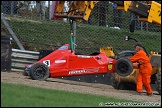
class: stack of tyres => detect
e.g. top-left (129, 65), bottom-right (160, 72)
top-left (1, 35), bottom-right (12, 72)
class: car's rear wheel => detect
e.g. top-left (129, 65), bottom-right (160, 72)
top-left (29, 63), bottom-right (50, 80)
top-left (115, 58), bottom-right (133, 76)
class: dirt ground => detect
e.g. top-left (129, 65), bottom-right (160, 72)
top-left (1, 71), bottom-right (161, 104)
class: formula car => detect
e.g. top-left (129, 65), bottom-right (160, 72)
top-left (23, 43), bottom-right (133, 80)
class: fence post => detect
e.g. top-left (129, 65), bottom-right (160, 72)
top-left (73, 21), bottom-right (76, 50)
top-left (10, 1), bottom-right (14, 15)
top-left (1, 14), bottom-right (25, 50)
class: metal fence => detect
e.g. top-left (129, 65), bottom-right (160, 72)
top-left (1, 1), bottom-right (161, 54)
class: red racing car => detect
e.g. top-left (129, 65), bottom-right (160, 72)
top-left (23, 44), bottom-right (133, 80)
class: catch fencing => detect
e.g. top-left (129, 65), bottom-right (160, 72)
top-left (1, 1), bottom-right (161, 54)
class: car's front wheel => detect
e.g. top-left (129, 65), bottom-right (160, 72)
top-left (29, 63), bottom-right (50, 80)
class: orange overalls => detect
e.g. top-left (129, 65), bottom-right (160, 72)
top-left (129, 49), bottom-right (152, 94)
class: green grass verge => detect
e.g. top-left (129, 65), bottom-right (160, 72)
top-left (2, 16), bottom-right (161, 54)
top-left (1, 82), bottom-right (140, 107)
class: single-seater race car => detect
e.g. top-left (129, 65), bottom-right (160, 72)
top-left (23, 43), bottom-right (133, 81)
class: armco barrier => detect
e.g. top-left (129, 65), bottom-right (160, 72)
top-left (11, 49), bottom-right (39, 72)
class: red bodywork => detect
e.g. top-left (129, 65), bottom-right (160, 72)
top-left (26, 44), bottom-right (117, 78)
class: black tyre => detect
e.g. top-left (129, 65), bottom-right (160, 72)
top-left (115, 58), bottom-right (133, 77)
top-left (29, 63), bottom-right (50, 80)
top-left (155, 68), bottom-right (161, 95)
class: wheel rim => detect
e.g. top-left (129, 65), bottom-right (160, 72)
top-left (118, 62), bottom-right (128, 74)
top-left (33, 66), bottom-right (47, 79)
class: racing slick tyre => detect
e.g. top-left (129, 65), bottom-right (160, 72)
top-left (155, 68), bottom-right (161, 95)
top-left (115, 58), bottom-right (133, 77)
top-left (29, 62), bottom-right (50, 81)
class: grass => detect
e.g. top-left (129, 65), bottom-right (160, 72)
top-left (1, 82), bottom-right (140, 107)
top-left (2, 16), bottom-right (161, 55)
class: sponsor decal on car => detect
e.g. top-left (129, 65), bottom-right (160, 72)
top-left (78, 55), bottom-right (91, 58)
top-left (55, 60), bottom-right (66, 63)
top-left (68, 68), bottom-right (99, 75)
top-left (108, 64), bottom-right (112, 70)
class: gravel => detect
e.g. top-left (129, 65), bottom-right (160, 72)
top-left (1, 71), bottom-right (161, 103)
